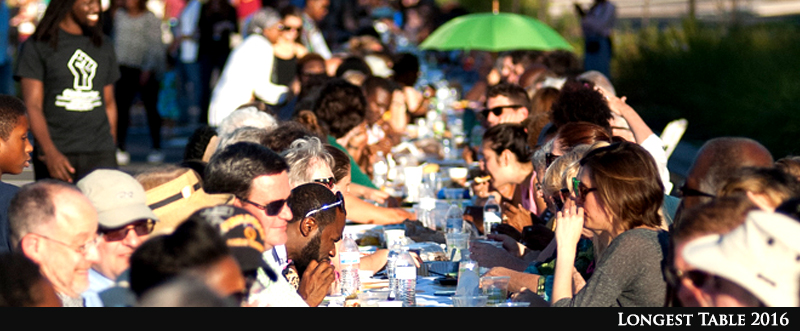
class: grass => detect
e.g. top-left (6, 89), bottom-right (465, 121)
top-left (612, 19), bottom-right (800, 158)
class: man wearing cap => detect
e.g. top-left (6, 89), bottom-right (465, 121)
top-left (682, 210), bottom-right (800, 307)
top-left (76, 169), bottom-right (158, 307)
top-left (189, 205), bottom-right (280, 306)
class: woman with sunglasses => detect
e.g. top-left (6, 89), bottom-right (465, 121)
top-left (481, 124), bottom-right (545, 233)
top-left (550, 141), bottom-right (669, 307)
top-left (271, 6), bottom-right (308, 99)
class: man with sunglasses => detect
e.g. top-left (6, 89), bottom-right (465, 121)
top-left (76, 169), bottom-right (159, 307)
top-left (483, 83), bottom-right (530, 128)
top-left (675, 137), bottom-right (773, 225)
top-left (205, 142), bottom-right (310, 306)
top-left (284, 183), bottom-right (345, 307)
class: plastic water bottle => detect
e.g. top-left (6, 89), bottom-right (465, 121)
top-left (385, 243), bottom-right (402, 300)
top-left (395, 247), bottom-right (417, 307)
top-left (445, 204), bottom-right (464, 233)
top-left (373, 151), bottom-right (388, 190)
top-left (339, 234), bottom-right (361, 298)
top-left (483, 195), bottom-right (502, 235)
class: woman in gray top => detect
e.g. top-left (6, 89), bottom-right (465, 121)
top-left (551, 141), bottom-right (669, 307)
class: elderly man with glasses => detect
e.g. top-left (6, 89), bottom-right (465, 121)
top-left (8, 180), bottom-right (102, 307)
top-left (76, 169), bottom-right (159, 307)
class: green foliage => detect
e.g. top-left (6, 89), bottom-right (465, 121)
top-left (613, 20), bottom-right (800, 157)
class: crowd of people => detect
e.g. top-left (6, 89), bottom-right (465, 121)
top-left (0, 0), bottom-right (798, 308)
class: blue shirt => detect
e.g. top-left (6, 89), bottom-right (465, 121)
top-left (83, 269), bottom-right (115, 307)
top-left (0, 181), bottom-right (19, 253)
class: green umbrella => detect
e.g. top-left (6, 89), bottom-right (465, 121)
top-left (419, 12), bottom-right (573, 52)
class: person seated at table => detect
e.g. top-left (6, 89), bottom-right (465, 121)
top-left (262, 124), bottom-right (412, 225)
top-left (362, 76), bottom-right (402, 156)
top-left (129, 218), bottom-right (247, 305)
top-left (283, 183), bottom-right (345, 303)
top-left (544, 141), bottom-right (670, 307)
top-left (188, 205), bottom-right (283, 307)
top-left (483, 83), bottom-right (530, 128)
top-left (481, 123), bottom-right (545, 232)
top-left (472, 144), bottom-right (601, 299)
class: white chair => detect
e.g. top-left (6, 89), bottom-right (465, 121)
top-left (660, 118), bottom-right (688, 160)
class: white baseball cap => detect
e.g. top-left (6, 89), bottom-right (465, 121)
top-left (683, 210), bottom-right (800, 307)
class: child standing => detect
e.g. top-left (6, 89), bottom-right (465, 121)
top-left (0, 95), bottom-right (34, 253)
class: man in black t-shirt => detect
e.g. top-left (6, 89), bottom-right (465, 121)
top-left (14, 0), bottom-right (120, 183)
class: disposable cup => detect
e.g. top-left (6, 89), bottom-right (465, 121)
top-left (480, 276), bottom-right (510, 305)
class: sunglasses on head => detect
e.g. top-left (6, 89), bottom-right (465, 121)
top-left (304, 191), bottom-right (346, 219)
top-left (100, 219), bottom-right (156, 242)
top-left (240, 197), bottom-right (289, 217)
top-left (481, 104), bottom-right (523, 118)
top-left (313, 177), bottom-right (336, 190)
top-left (572, 177), bottom-right (597, 201)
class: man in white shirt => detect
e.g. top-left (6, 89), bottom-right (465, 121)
top-left (301, 0), bottom-right (332, 60)
top-left (207, 7), bottom-right (288, 126)
top-left (205, 142), bottom-right (309, 306)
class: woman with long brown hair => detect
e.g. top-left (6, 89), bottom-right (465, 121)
top-left (551, 141), bottom-right (669, 307)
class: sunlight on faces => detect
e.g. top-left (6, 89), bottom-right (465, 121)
top-left (366, 88), bottom-right (391, 125)
top-left (485, 95), bottom-right (526, 127)
top-left (481, 141), bottom-right (514, 188)
top-left (33, 190), bottom-right (100, 298)
top-left (308, 158), bottom-right (338, 193)
top-left (279, 15), bottom-right (303, 42)
top-left (296, 207), bottom-right (346, 274)
top-left (240, 172), bottom-right (293, 250)
top-left (0, 115), bottom-right (33, 175)
top-left (575, 167), bottom-right (610, 232)
top-left (72, 0), bottom-right (101, 28)
top-left (94, 222), bottom-right (150, 280)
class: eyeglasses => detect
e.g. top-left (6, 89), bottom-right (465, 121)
top-left (277, 24), bottom-right (302, 33)
top-left (35, 233), bottom-right (101, 255)
top-left (572, 177), bottom-right (597, 201)
top-left (545, 152), bottom-right (561, 168)
top-left (313, 177), bottom-right (336, 190)
top-left (665, 267), bottom-right (717, 289)
top-left (678, 185), bottom-right (716, 199)
top-left (240, 197), bottom-right (289, 217)
top-left (551, 188), bottom-right (571, 211)
top-left (99, 219), bottom-right (156, 242)
top-left (304, 191), bottom-right (346, 219)
top-left (481, 104), bottom-right (523, 118)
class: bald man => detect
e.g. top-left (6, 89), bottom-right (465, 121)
top-left (675, 137), bottom-right (773, 224)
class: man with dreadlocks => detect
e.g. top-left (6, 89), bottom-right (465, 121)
top-left (15, 0), bottom-right (120, 183)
